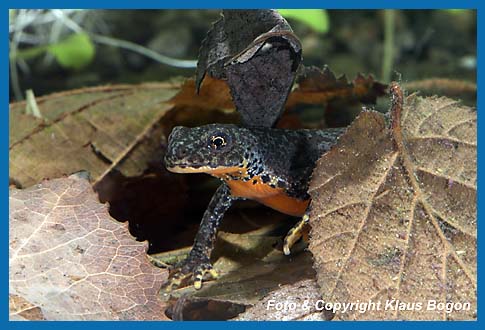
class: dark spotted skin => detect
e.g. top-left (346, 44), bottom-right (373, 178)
top-left (165, 124), bottom-right (344, 198)
top-left (164, 123), bottom-right (345, 289)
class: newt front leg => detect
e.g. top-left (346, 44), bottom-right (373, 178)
top-left (165, 183), bottom-right (238, 291)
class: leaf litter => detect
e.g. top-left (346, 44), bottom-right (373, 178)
top-left (10, 80), bottom-right (475, 320)
top-left (8, 9), bottom-right (475, 321)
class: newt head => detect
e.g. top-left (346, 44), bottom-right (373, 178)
top-left (164, 124), bottom-right (256, 176)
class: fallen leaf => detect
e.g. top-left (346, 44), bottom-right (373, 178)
top-left (197, 9), bottom-right (302, 127)
top-left (286, 65), bottom-right (388, 109)
top-left (10, 83), bottom-right (179, 188)
top-left (196, 10), bottom-right (294, 89)
top-left (163, 249), bottom-right (316, 321)
top-left (308, 83), bottom-right (476, 320)
top-left (169, 76), bottom-right (234, 110)
top-left (9, 173), bottom-right (169, 320)
top-left (155, 215), bottom-right (316, 320)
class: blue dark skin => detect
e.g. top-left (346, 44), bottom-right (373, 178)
top-left (164, 123), bottom-right (345, 289)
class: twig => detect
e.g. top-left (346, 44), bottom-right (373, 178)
top-left (404, 78), bottom-right (476, 100)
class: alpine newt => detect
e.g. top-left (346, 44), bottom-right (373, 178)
top-left (163, 9), bottom-right (347, 290)
top-left (164, 124), bottom-right (345, 289)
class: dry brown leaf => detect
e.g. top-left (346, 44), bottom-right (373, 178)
top-left (169, 66), bottom-right (387, 129)
top-left (9, 173), bottom-right (169, 320)
top-left (168, 76), bottom-right (234, 110)
top-left (285, 66), bottom-right (387, 109)
top-left (10, 83), bottom-right (179, 188)
top-left (308, 84), bottom-right (476, 320)
top-left (155, 216), bottom-right (316, 320)
top-left (163, 249), bottom-right (315, 321)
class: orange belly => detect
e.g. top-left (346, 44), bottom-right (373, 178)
top-left (226, 179), bottom-right (309, 217)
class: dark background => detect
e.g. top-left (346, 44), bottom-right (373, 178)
top-left (9, 10), bottom-right (476, 102)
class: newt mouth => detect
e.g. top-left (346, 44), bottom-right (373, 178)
top-left (166, 164), bottom-right (214, 173)
top-left (166, 164), bottom-right (242, 175)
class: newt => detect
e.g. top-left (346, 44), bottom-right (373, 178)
top-left (163, 9), bottom-right (346, 290)
top-left (164, 124), bottom-right (345, 289)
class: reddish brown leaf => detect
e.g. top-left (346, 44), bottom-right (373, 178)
top-left (168, 76), bottom-right (234, 110)
top-left (286, 66), bottom-right (387, 108)
top-left (9, 173), bottom-right (169, 320)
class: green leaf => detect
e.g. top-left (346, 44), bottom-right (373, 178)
top-left (278, 9), bottom-right (329, 34)
top-left (46, 33), bottom-right (95, 70)
top-left (11, 32), bottom-right (95, 70)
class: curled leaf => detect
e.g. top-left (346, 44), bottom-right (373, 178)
top-left (196, 10), bottom-right (294, 88)
top-left (197, 10), bottom-right (302, 127)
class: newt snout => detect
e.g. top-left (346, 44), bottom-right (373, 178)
top-left (164, 126), bottom-right (190, 169)
top-left (164, 124), bottom-right (253, 174)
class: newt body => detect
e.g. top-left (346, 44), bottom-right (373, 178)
top-left (166, 124), bottom-right (343, 214)
top-left (162, 9), bottom-right (345, 290)
top-left (164, 123), bottom-right (344, 289)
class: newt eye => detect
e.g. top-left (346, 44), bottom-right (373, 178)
top-left (209, 134), bottom-right (229, 150)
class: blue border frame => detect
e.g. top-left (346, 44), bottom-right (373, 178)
top-left (2, 1), bottom-right (480, 9)
top-left (3, 0), bottom-right (481, 328)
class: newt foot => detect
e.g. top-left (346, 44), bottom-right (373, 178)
top-left (164, 257), bottom-right (219, 291)
top-left (283, 214), bottom-right (310, 255)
